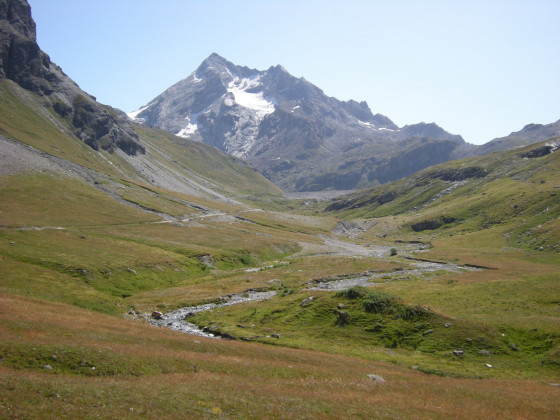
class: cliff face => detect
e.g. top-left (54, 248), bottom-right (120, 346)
top-left (0, 0), bottom-right (144, 155)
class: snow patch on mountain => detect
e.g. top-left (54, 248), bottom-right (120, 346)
top-left (127, 105), bottom-right (151, 121)
top-left (192, 74), bottom-right (203, 83)
top-left (176, 113), bottom-right (200, 139)
top-left (227, 75), bottom-right (276, 118)
top-left (177, 122), bottom-right (198, 138)
top-left (358, 120), bottom-right (376, 130)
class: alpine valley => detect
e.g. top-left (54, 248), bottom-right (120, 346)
top-left (1, 1), bottom-right (559, 419)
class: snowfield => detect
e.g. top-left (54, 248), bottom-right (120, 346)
top-left (227, 75), bottom-right (276, 118)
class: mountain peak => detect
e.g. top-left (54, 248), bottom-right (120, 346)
top-left (132, 55), bottom-right (469, 191)
top-left (395, 122), bottom-right (464, 143)
top-left (202, 52), bottom-right (228, 66)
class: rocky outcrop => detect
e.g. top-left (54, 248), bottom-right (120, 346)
top-left (410, 217), bottom-right (457, 232)
top-left (519, 144), bottom-right (556, 159)
top-left (426, 166), bottom-right (488, 182)
top-left (0, 0), bottom-right (144, 155)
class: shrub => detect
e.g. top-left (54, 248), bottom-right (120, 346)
top-left (390, 248), bottom-right (398, 256)
top-left (335, 287), bottom-right (366, 300)
top-left (398, 305), bottom-right (425, 320)
top-left (334, 310), bottom-right (350, 327)
top-left (363, 291), bottom-right (395, 313)
top-left (236, 251), bottom-right (254, 266)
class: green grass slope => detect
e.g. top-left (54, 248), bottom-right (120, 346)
top-left (325, 139), bottom-right (560, 252)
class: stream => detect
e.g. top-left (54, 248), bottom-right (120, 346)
top-left (142, 252), bottom-right (482, 338)
top-left (307, 259), bottom-right (481, 291)
top-left (145, 290), bottom-right (277, 338)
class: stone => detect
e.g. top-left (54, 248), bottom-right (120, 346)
top-left (271, 333), bottom-right (281, 339)
top-left (367, 374), bottom-right (386, 384)
top-left (479, 350), bottom-right (491, 356)
top-left (43, 365), bottom-right (53, 370)
top-left (151, 311), bottom-right (164, 320)
top-left (300, 296), bottom-right (315, 307)
top-left (199, 254), bottom-right (216, 268)
top-left (337, 303), bottom-right (345, 309)
top-left (423, 329), bottom-right (435, 336)
top-left (444, 323), bottom-right (452, 328)
top-left (452, 349), bottom-right (464, 356)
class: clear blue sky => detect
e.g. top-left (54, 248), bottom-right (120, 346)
top-left (29, 0), bottom-right (559, 145)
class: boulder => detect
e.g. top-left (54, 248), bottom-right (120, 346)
top-left (151, 311), bottom-right (164, 320)
top-left (300, 296), bottom-right (315, 307)
top-left (367, 374), bottom-right (386, 384)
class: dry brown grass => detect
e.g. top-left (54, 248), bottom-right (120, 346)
top-left (1, 293), bottom-right (559, 419)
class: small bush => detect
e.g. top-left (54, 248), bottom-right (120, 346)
top-left (398, 305), bottom-right (425, 320)
top-left (236, 251), bottom-right (255, 266)
top-left (363, 291), bottom-right (395, 313)
top-left (390, 248), bottom-right (398, 256)
top-left (335, 287), bottom-right (366, 300)
top-left (334, 310), bottom-right (350, 327)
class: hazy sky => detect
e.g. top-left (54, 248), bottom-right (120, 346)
top-left (30, 0), bottom-right (559, 145)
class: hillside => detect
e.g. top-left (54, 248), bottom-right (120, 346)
top-left (324, 138), bottom-right (560, 254)
top-left (1, 1), bottom-right (559, 418)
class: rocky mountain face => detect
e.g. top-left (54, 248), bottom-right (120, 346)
top-left (131, 53), bottom-right (471, 191)
top-left (0, 0), bottom-right (143, 155)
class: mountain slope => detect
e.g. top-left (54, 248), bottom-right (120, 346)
top-left (325, 138), bottom-right (560, 252)
top-left (131, 53), bottom-right (470, 191)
